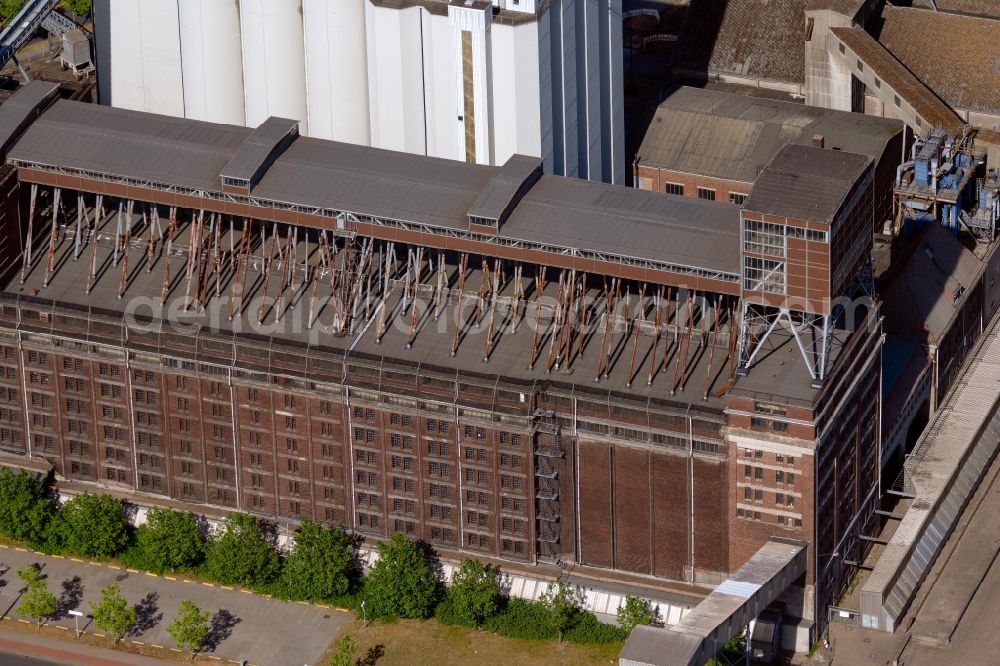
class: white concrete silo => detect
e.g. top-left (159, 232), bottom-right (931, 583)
top-left (303, 0), bottom-right (369, 144)
top-left (108, 0), bottom-right (184, 117)
top-left (177, 0), bottom-right (245, 125)
top-left (239, 0), bottom-right (308, 132)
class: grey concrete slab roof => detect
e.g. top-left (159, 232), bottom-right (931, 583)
top-left (8, 99), bottom-right (251, 192)
top-left (637, 86), bottom-right (901, 183)
top-left (503, 175), bottom-right (741, 275)
top-left (743, 144), bottom-right (871, 223)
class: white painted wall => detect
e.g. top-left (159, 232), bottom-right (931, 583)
top-left (422, 10), bottom-right (460, 161)
top-left (98, 0), bottom-right (625, 183)
top-left (303, 0), bottom-right (370, 144)
top-left (177, 0), bottom-right (245, 125)
top-left (108, 0), bottom-right (184, 117)
top-left (240, 0), bottom-right (309, 132)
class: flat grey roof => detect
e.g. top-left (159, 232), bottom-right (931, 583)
top-left (504, 176), bottom-right (741, 275)
top-left (0, 80), bottom-right (59, 160)
top-left (743, 143), bottom-right (871, 223)
top-left (251, 136), bottom-right (496, 231)
top-left (637, 86), bottom-right (901, 183)
top-left (8, 99), bottom-right (251, 192)
top-left (7, 97), bottom-right (741, 275)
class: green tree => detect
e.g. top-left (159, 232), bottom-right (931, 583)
top-left (52, 493), bottom-right (129, 557)
top-left (15, 565), bottom-right (56, 629)
top-left (59, 0), bottom-right (91, 17)
top-left (134, 508), bottom-right (204, 573)
top-left (89, 582), bottom-right (136, 645)
top-left (280, 520), bottom-right (354, 602)
top-left (616, 595), bottom-right (652, 635)
top-left (363, 533), bottom-right (438, 620)
top-left (0, 468), bottom-right (54, 546)
top-left (0, 1), bottom-right (26, 25)
top-left (449, 558), bottom-right (501, 628)
top-left (166, 600), bottom-right (210, 659)
top-left (539, 581), bottom-right (579, 642)
top-left (328, 633), bottom-right (357, 666)
top-left (203, 513), bottom-right (279, 587)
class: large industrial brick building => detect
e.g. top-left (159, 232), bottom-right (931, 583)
top-left (0, 82), bottom-right (884, 640)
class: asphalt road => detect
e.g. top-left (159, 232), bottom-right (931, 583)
top-left (0, 651), bottom-right (53, 666)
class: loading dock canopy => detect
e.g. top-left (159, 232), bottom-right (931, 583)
top-left (619, 539), bottom-right (807, 666)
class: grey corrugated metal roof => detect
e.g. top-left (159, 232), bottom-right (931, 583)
top-left (7, 99), bottom-right (250, 192)
top-left (881, 224), bottom-right (984, 344)
top-left (467, 154), bottom-right (542, 222)
top-left (637, 87), bottom-right (901, 183)
top-left (619, 626), bottom-right (702, 666)
top-left (220, 116), bottom-right (299, 186)
top-left (252, 137), bottom-right (495, 231)
top-left (0, 81), bottom-right (59, 160)
top-left (6, 98), bottom-right (739, 275)
top-left (743, 144), bottom-right (871, 223)
top-left (503, 176), bottom-right (741, 275)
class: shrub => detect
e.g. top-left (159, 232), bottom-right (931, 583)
top-left (0, 468), bottom-right (55, 547)
top-left (280, 520), bottom-right (355, 602)
top-left (52, 494), bottom-right (129, 557)
top-left (362, 533), bottom-right (438, 620)
top-left (616, 595), bottom-right (653, 635)
top-left (203, 513), bottom-right (279, 587)
top-left (132, 508), bottom-right (204, 574)
top-left (564, 611), bottom-right (627, 644)
top-left (485, 598), bottom-right (556, 641)
top-left (448, 559), bottom-right (502, 628)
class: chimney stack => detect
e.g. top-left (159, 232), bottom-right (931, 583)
top-left (813, 134), bottom-right (825, 149)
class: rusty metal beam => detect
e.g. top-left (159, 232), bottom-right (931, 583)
top-left (86, 195), bottom-right (104, 295)
top-left (626, 283), bottom-right (646, 388)
top-left (42, 187), bottom-right (61, 288)
top-left (159, 207), bottom-right (177, 304)
top-left (527, 267), bottom-right (546, 370)
top-left (449, 252), bottom-right (468, 357)
top-left (647, 286), bottom-right (664, 386)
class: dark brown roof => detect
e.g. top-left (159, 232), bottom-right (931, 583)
top-left (742, 144), bottom-right (871, 223)
top-left (805, 0), bottom-right (865, 16)
top-left (830, 26), bottom-right (964, 132)
top-left (879, 7), bottom-right (1000, 116)
top-left (673, 0), bottom-right (805, 85)
top-left (913, 0), bottom-right (1000, 18)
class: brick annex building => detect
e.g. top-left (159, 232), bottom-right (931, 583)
top-left (0, 83), bottom-right (883, 638)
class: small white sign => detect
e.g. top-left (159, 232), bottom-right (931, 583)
top-left (838, 610), bottom-right (851, 618)
top-left (68, 610), bottom-right (83, 617)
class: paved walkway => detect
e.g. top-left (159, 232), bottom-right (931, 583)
top-left (0, 545), bottom-right (346, 666)
top-left (0, 626), bottom-right (167, 665)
